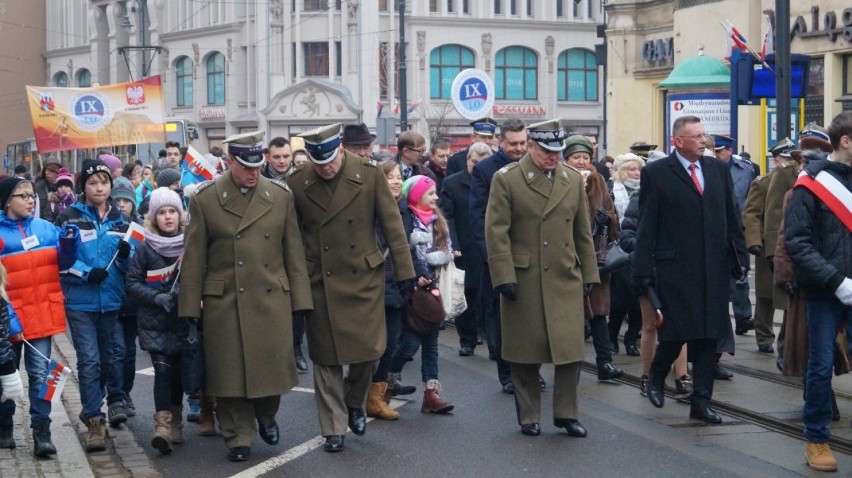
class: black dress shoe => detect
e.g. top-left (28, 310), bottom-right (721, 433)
top-left (714, 364), bottom-right (734, 380)
top-left (459, 346), bottom-right (474, 357)
top-left (689, 402), bottom-right (722, 424)
top-left (257, 419), bottom-right (279, 445)
top-left (597, 362), bottom-right (624, 381)
top-left (294, 346), bottom-right (308, 374)
top-left (735, 318), bottom-right (754, 335)
top-left (757, 344), bottom-right (775, 354)
top-left (647, 382), bottom-right (665, 408)
top-left (609, 342), bottom-right (619, 354)
top-left (501, 382), bottom-right (515, 394)
top-left (323, 435), bottom-right (345, 452)
top-left (520, 423), bottom-right (540, 436)
top-left (554, 418), bottom-right (587, 437)
top-left (347, 407), bottom-right (366, 436)
top-left (625, 344), bottom-right (640, 356)
top-left (228, 446), bottom-right (251, 462)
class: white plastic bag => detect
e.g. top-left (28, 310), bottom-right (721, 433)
top-left (439, 262), bottom-right (467, 320)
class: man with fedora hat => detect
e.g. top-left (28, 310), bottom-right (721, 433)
top-left (178, 130), bottom-right (313, 462)
top-left (289, 123), bottom-right (415, 453)
top-left (446, 117), bottom-right (498, 176)
top-left (341, 123), bottom-right (376, 160)
top-left (486, 118), bottom-right (598, 438)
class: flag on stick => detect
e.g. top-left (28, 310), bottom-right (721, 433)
top-left (407, 99), bottom-right (422, 114)
top-left (376, 100), bottom-right (384, 118)
top-left (124, 222), bottom-right (146, 248)
top-left (183, 145), bottom-right (216, 183)
top-left (37, 359), bottom-right (71, 402)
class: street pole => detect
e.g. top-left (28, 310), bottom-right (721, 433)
top-left (398, 0), bottom-right (408, 132)
top-left (775, 0), bottom-right (791, 140)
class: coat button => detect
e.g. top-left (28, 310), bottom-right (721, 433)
top-left (264, 263), bottom-right (268, 267)
top-left (543, 241), bottom-right (548, 247)
top-left (348, 219), bottom-right (353, 224)
top-left (267, 288), bottom-right (272, 292)
top-left (324, 246), bottom-right (329, 251)
top-left (326, 271), bottom-right (331, 276)
top-left (350, 243), bottom-right (355, 248)
top-left (265, 234), bottom-right (270, 239)
top-left (544, 266), bottom-right (549, 271)
top-left (236, 234), bottom-right (241, 240)
top-left (352, 270), bottom-right (357, 274)
top-left (238, 261), bottom-right (244, 266)
top-left (239, 287), bottom-right (245, 292)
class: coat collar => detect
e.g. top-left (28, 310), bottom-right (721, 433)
top-left (216, 172), bottom-right (275, 233)
top-left (519, 155), bottom-right (571, 216)
top-left (666, 152), bottom-right (709, 196)
top-left (303, 152), bottom-right (366, 224)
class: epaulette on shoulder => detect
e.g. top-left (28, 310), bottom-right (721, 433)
top-left (754, 175), bottom-right (766, 182)
top-left (194, 180), bottom-right (215, 195)
top-left (498, 163), bottom-right (519, 174)
top-left (270, 178), bottom-right (291, 192)
top-left (367, 159), bottom-right (378, 167)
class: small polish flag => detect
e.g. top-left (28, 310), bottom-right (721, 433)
top-left (38, 360), bottom-right (71, 402)
top-left (184, 145), bottom-right (216, 182)
top-left (124, 222), bottom-right (146, 248)
top-left (146, 259), bottom-right (179, 288)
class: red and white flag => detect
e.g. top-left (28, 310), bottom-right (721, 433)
top-left (38, 359), bottom-right (71, 402)
top-left (124, 222), bottom-right (146, 248)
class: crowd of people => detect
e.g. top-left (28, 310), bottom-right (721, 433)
top-left (0, 112), bottom-right (849, 473)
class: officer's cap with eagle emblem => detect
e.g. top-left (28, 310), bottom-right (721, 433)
top-left (769, 137), bottom-right (795, 158)
top-left (299, 123), bottom-right (342, 165)
top-left (224, 130), bottom-right (266, 168)
top-left (527, 118), bottom-right (567, 152)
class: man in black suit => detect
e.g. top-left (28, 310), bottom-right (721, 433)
top-left (396, 131), bottom-right (437, 182)
top-left (441, 142), bottom-right (493, 357)
top-left (469, 118), bottom-right (528, 393)
top-left (633, 115), bottom-right (744, 423)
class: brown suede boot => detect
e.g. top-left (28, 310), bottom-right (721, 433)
top-left (366, 382), bottom-right (400, 420)
top-left (170, 406), bottom-right (184, 444)
top-left (85, 417), bottom-right (107, 453)
top-left (198, 392), bottom-right (216, 436)
top-left (421, 379), bottom-right (454, 414)
top-left (151, 411), bottom-right (173, 454)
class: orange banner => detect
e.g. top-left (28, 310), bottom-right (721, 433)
top-left (26, 76), bottom-right (167, 153)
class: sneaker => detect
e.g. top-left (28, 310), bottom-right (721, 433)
top-left (125, 396), bottom-right (136, 418)
top-left (806, 442), bottom-right (838, 471)
top-left (187, 395), bottom-right (201, 423)
top-left (107, 401), bottom-right (127, 428)
top-left (674, 374), bottom-right (693, 399)
top-left (640, 374), bottom-right (649, 397)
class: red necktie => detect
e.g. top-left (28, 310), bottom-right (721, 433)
top-left (689, 163), bottom-right (703, 195)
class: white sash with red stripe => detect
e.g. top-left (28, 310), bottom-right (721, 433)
top-left (794, 170), bottom-right (852, 233)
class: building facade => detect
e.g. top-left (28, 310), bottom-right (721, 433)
top-left (41, 0), bottom-right (604, 155)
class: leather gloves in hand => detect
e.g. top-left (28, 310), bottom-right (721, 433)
top-left (0, 372), bottom-right (23, 403)
top-left (747, 245), bottom-right (763, 257)
top-left (496, 283), bottom-right (518, 301)
top-left (117, 240), bottom-right (131, 260)
top-left (87, 268), bottom-right (109, 284)
top-left (835, 277), bottom-right (852, 306)
top-left (154, 293), bottom-right (174, 313)
top-left (583, 283), bottom-right (594, 297)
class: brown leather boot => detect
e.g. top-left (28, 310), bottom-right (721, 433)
top-left (85, 417), bottom-right (107, 453)
top-left (366, 382), bottom-right (399, 420)
top-left (421, 379), bottom-right (454, 414)
top-left (198, 392), bottom-right (216, 436)
top-left (151, 411), bottom-right (173, 454)
top-left (170, 406), bottom-right (184, 444)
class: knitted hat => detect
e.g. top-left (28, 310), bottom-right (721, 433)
top-left (147, 187), bottom-right (184, 217)
top-left (563, 135), bottom-right (594, 158)
top-left (99, 154), bottom-right (122, 173)
top-left (77, 159), bottom-right (112, 190)
top-left (55, 168), bottom-right (74, 188)
top-left (110, 176), bottom-right (137, 207)
top-left (402, 175), bottom-right (435, 206)
top-left (155, 168), bottom-right (181, 188)
top-left (13, 164), bottom-right (27, 175)
top-left (0, 177), bottom-right (28, 211)
top-left (613, 153), bottom-right (644, 171)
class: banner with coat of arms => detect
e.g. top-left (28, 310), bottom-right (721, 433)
top-left (25, 75), bottom-right (167, 153)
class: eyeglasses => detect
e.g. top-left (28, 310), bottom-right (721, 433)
top-left (11, 193), bottom-right (36, 201)
top-left (406, 147), bottom-right (425, 154)
top-left (678, 134), bottom-right (706, 141)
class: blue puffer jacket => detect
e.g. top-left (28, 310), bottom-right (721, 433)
top-left (55, 199), bottom-right (129, 313)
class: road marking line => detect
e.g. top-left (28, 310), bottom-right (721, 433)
top-left (136, 367), bottom-right (155, 376)
top-left (228, 399), bottom-right (407, 478)
top-left (292, 386), bottom-right (315, 394)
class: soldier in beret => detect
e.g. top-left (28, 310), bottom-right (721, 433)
top-left (486, 118), bottom-right (599, 438)
top-left (288, 123), bottom-right (415, 453)
top-left (178, 131), bottom-right (313, 462)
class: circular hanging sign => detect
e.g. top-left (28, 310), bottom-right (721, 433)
top-left (450, 69), bottom-right (495, 120)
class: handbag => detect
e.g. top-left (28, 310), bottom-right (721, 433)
top-left (439, 262), bottom-right (467, 321)
top-left (599, 240), bottom-right (630, 274)
top-left (181, 319), bottom-right (206, 394)
top-left (404, 286), bottom-right (445, 335)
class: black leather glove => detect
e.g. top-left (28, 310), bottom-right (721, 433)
top-left (633, 276), bottom-right (654, 296)
top-left (396, 279), bottom-right (416, 295)
top-left (117, 240), bottom-right (131, 260)
top-left (748, 245), bottom-right (763, 257)
top-left (495, 283), bottom-right (518, 301)
top-left (153, 293), bottom-right (173, 313)
top-left (730, 264), bottom-right (748, 281)
top-left (87, 268), bottom-right (109, 284)
top-left (766, 256), bottom-right (774, 273)
top-left (594, 208), bottom-right (611, 235)
top-left (583, 283), bottom-right (594, 297)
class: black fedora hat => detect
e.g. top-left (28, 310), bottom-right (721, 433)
top-left (341, 123), bottom-right (376, 145)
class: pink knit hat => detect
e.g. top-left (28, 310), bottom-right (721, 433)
top-left (99, 154), bottom-right (122, 172)
top-left (55, 167), bottom-right (74, 188)
top-left (402, 175), bottom-right (435, 206)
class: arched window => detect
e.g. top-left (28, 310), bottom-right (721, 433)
top-left (557, 48), bottom-right (598, 102)
top-left (495, 46), bottom-right (537, 100)
top-left (53, 72), bottom-right (69, 87)
top-left (77, 69), bottom-right (92, 87)
top-left (206, 52), bottom-right (225, 105)
top-left (430, 44), bottom-right (475, 99)
top-left (176, 57), bottom-right (193, 107)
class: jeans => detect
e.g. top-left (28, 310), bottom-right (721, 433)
top-left (0, 337), bottom-right (53, 425)
top-left (388, 321), bottom-right (439, 383)
top-left (119, 313), bottom-right (138, 395)
top-left (803, 298), bottom-right (852, 443)
top-left (373, 306), bottom-right (403, 382)
top-left (66, 309), bottom-right (120, 419)
top-left (107, 318), bottom-right (127, 405)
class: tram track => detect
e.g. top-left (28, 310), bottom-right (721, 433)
top-left (580, 360), bottom-right (852, 455)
